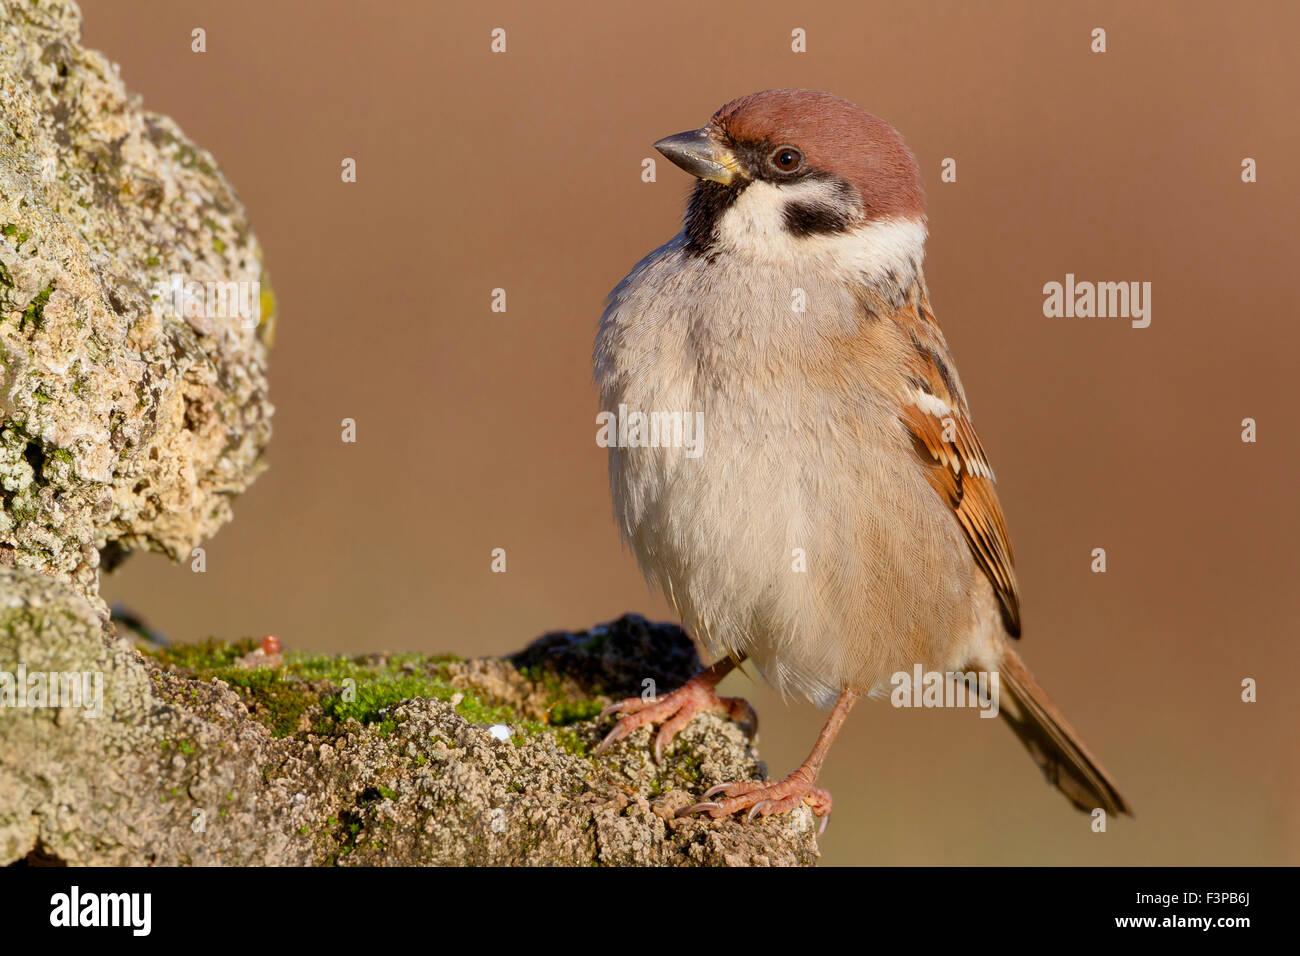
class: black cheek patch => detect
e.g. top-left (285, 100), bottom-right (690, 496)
top-left (782, 200), bottom-right (855, 237)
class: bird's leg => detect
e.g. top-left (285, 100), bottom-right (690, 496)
top-left (681, 689), bottom-right (858, 829)
top-left (593, 656), bottom-right (756, 762)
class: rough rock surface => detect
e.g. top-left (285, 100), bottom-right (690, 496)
top-left (0, 575), bottom-right (817, 866)
top-left (0, 0), bottom-right (273, 595)
top-left (0, 3), bottom-right (814, 868)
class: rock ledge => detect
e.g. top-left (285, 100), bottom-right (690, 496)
top-left (0, 567), bottom-right (817, 866)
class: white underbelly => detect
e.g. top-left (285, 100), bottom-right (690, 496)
top-left (607, 381), bottom-right (977, 706)
top-left (595, 238), bottom-right (988, 706)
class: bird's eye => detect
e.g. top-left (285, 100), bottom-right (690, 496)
top-left (771, 146), bottom-right (803, 172)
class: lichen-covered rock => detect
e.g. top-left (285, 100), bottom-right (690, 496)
top-left (0, 0), bottom-right (273, 594)
top-left (0, 2), bottom-right (813, 868)
top-left (0, 596), bottom-right (818, 866)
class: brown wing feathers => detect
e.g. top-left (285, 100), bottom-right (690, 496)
top-left (896, 296), bottom-right (1022, 637)
top-left (894, 294), bottom-right (1131, 814)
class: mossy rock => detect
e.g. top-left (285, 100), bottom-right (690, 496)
top-left (1, 573), bottom-right (818, 866)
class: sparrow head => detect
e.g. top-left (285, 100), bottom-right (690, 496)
top-left (655, 90), bottom-right (926, 277)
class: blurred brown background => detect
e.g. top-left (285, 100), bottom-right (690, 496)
top-left (83, 0), bottom-right (1298, 865)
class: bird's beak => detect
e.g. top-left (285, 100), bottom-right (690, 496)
top-left (653, 128), bottom-right (743, 186)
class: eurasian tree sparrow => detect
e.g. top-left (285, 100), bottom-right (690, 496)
top-left (593, 90), bottom-right (1130, 826)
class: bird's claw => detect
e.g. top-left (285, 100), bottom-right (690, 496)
top-left (678, 773), bottom-right (833, 825)
top-left (593, 673), bottom-right (754, 762)
top-left (677, 801), bottom-right (722, 817)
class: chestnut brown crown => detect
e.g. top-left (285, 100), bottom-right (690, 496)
top-left (710, 89), bottom-right (925, 222)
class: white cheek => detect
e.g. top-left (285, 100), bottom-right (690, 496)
top-left (714, 180), bottom-right (835, 252)
top-left (713, 180), bottom-right (927, 286)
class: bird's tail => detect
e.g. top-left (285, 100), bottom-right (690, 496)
top-left (996, 647), bottom-right (1132, 816)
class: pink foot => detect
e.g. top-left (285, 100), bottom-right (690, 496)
top-left (680, 771), bottom-right (833, 831)
top-left (678, 689), bottom-right (855, 835)
top-left (593, 670), bottom-right (755, 762)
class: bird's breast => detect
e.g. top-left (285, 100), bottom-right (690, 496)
top-left (594, 238), bottom-right (977, 701)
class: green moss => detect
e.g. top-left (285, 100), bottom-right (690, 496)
top-left (144, 641), bottom-right (526, 739)
top-left (142, 639), bottom-right (606, 760)
top-left (547, 698), bottom-right (602, 726)
top-left (217, 667), bottom-right (316, 738)
top-left (20, 282), bottom-right (52, 329)
top-left (1, 223), bottom-right (29, 248)
top-left (7, 496), bottom-right (40, 523)
top-left (506, 666), bottom-right (609, 759)
top-left (174, 146), bottom-right (215, 176)
top-left (324, 673), bottom-right (448, 724)
top-left (674, 749), bottom-right (705, 785)
top-left (552, 726), bottom-right (590, 758)
top-left (149, 637), bottom-right (258, 671)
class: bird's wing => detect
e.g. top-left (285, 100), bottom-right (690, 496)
top-left (893, 297), bottom-right (1022, 637)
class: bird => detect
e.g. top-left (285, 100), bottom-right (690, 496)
top-left (592, 89), bottom-right (1130, 827)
